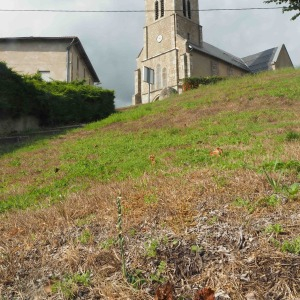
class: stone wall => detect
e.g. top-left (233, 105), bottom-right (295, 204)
top-left (0, 116), bottom-right (39, 135)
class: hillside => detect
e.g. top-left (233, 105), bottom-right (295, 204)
top-left (0, 69), bottom-right (300, 299)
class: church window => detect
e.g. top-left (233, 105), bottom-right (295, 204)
top-left (155, 1), bottom-right (159, 20)
top-left (187, 0), bottom-right (191, 19)
top-left (156, 64), bottom-right (162, 89)
top-left (162, 68), bottom-right (167, 88)
top-left (182, 0), bottom-right (186, 17)
top-left (160, 0), bottom-right (165, 17)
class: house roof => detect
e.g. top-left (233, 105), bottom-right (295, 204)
top-left (0, 36), bottom-right (100, 83)
top-left (189, 41), bottom-right (251, 72)
top-left (242, 46), bottom-right (279, 73)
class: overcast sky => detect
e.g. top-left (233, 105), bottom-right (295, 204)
top-left (0, 0), bottom-right (299, 107)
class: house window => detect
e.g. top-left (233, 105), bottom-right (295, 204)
top-left (187, 0), bottom-right (191, 19)
top-left (84, 68), bottom-right (86, 79)
top-left (160, 0), bottom-right (164, 17)
top-left (76, 56), bottom-right (80, 78)
top-left (38, 71), bottom-right (51, 82)
top-left (183, 0), bottom-right (186, 17)
top-left (155, 1), bottom-right (159, 20)
top-left (162, 67), bottom-right (167, 88)
top-left (156, 64), bottom-right (162, 89)
top-left (227, 66), bottom-right (233, 76)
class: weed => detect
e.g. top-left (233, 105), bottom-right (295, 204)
top-left (281, 237), bottom-right (300, 254)
top-left (127, 269), bottom-right (146, 289)
top-left (260, 194), bottom-right (281, 207)
top-left (285, 131), bottom-right (300, 142)
top-left (265, 224), bottom-right (284, 235)
top-left (232, 198), bottom-right (255, 213)
top-left (263, 168), bottom-right (282, 193)
top-left (190, 245), bottom-right (203, 253)
top-left (144, 194), bottom-right (158, 205)
top-left (286, 183), bottom-right (300, 199)
top-left (52, 272), bottom-right (91, 299)
top-left (78, 229), bottom-right (93, 245)
top-left (207, 216), bottom-right (218, 225)
top-left (116, 196), bottom-right (127, 279)
top-left (262, 160), bottom-right (300, 173)
top-left (99, 237), bottom-right (116, 250)
top-left (150, 260), bottom-right (167, 284)
top-left (145, 240), bottom-right (159, 258)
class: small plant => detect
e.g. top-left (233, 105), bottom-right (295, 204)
top-left (116, 196), bottom-right (127, 279)
top-left (78, 229), bottom-right (93, 244)
top-left (191, 245), bottom-right (203, 253)
top-left (262, 194), bottom-right (281, 207)
top-left (127, 269), bottom-right (146, 289)
top-left (265, 224), bottom-right (284, 235)
top-left (207, 216), bottom-right (218, 225)
top-left (100, 237), bottom-right (116, 250)
top-left (281, 237), bottom-right (300, 254)
top-left (150, 260), bottom-right (167, 284)
top-left (232, 197), bottom-right (255, 213)
top-left (52, 272), bottom-right (91, 299)
top-left (286, 183), bottom-right (300, 199)
top-left (145, 239), bottom-right (159, 258)
top-left (144, 194), bottom-right (158, 204)
top-left (285, 131), bottom-right (300, 142)
top-left (263, 168), bottom-right (282, 193)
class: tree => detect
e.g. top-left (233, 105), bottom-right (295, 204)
top-left (264, 0), bottom-right (300, 20)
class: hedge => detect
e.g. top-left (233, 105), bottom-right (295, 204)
top-left (0, 61), bottom-right (115, 126)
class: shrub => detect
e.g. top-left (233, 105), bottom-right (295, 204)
top-left (182, 76), bottom-right (225, 91)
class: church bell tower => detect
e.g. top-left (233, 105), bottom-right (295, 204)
top-left (133, 0), bottom-right (203, 104)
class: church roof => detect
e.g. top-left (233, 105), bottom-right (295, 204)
top-left (189, 41), bottom-right (251, 72)
top-left (242, 45), bottom-right (281, 73)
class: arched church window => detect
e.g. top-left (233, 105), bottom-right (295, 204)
top-left (187, 0), bottom-right (191, 19)
top-left (155, 1), bottom-right (159, 20)
top-left (182, 0), bottom-right (186, 17)
top-left (160, 0), bottom-right (165, 17)
top-left (156, 64), bottom-right (162, 89)
top-left (162, 68), bottom-right (167, 88)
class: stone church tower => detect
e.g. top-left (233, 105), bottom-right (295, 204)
top-left (133, 0), bottom-right (203, 104)
top-left (132, 0), bottom-right (293, 105)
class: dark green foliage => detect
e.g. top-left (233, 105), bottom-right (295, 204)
top-left (0, 61), bottom-right (115, 126)
top-left (0, 62), bottom-right (37, 118)
top-left (264, 0), bottom-right (300, 20)
top-left (182, 76), bottom-right (225, 91)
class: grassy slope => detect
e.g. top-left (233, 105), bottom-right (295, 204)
top-left (0, 69), bottom-right (299, 299)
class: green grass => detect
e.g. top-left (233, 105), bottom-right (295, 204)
top-left (52, 272), bottom-right (91, 299)
top-left (1, 68), bottom-right (300, 213)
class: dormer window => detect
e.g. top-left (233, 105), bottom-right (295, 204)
top-left (155, 1), bottom-right (159, 20)
top-left (160, 0), bottom-right (165, 17)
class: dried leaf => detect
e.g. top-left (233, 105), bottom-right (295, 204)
top-left (154, 281), bottom-right (174, 300)
top-left (194, 287), bottom-right (215, 300)
top-left (210, 147), bottom-right (223, 156)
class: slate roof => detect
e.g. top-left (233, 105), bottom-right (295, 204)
top-left (0, 36), bottom-right (100, 82)
top-left (242, 46), bottom-right (279, 73)
top-left (189, 41), bottom-right (251, 72)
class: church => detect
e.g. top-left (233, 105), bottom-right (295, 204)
top-left (132, 0), bottom-right (294, 105)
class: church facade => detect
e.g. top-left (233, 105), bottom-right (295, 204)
top-left (133, 0), bottom-right (294, 105)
